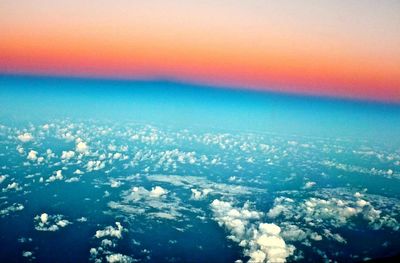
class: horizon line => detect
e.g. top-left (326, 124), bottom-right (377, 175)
top-left (1, 72), bottom-right (399, 107)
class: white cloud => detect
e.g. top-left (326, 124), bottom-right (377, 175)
top-left (65, 177), bottom-right (80, 183)
top-left (95, 222), bottom-right (124, 239)
top-left (106, 253), bottom-right (133, 263)
top-left (147, 174), bottom-right (260, 197)
top-left (61, 150), bottom-right (75, 160)
top-left (0, 203), bottom-right (24, 217)
top-left (0, 175), bottom-right (7, 184)
top-left (113, 152), bottom-right (122, 159)
top-left (17, 146), bottom-right (24, 154)
top-left (77, 217), bottom-right (88, 222)
top-left (149, 186), bottom-right (168, 197)
top-left (191, 188), bottom-right (212, 200)
top-left (18, 133), bottom-right (33, 142)
top-left (86, 160), bottom-right (105, 172)
top-left (47, 170), bottom-right (63, 182)
top-left (110, 180), bottom-right (122, 188)
top-left (57, 219), bottom-right (70, 227)
top-left (210, 199), bottom-right (294, 263)
top-left (74, 169), bottom-right (84, 175)
top-left (27, 150), bottom-right (38, 161)
top-left (40, 213), bottom-right (48, 224)
top-left (6, 182), bottom-right (20, 191)
top-left (76, 141), bottom-right (89, 154)
top-left (303, 181), bottom-right (316, 189)
top-left (266, 188), bottom-right (400, 250)
top-left (22, 251), bottom-right (33, 258)
top-left (34, 213), bottom-right (71, 231)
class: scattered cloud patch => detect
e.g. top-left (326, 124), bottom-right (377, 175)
top-left (95, 222), bottom-right (124, 239)
top-left (34, 213), bottom-right (71, 231)
top-left (18, 133), bottom-right (33, 142)
top-left (210, 199), bottom-right (294, 263)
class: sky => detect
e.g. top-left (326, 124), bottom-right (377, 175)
top-left (0, 0), bottom-right (399, 102)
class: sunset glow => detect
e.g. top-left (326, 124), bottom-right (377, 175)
top-left (1, 0), bottom-right (399, 102)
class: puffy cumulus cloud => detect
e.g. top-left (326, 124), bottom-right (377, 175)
top-left (266, 188), bottom-right (400, 250)
top-left (47, 170), bottom-right (63, 182)
top-left (86, 160), bottom-right (105, 172)
top-left (0, 203), bottom-right (24, 217)
top-left (110, 180), bottom-right (122, 188)
top-left (191, 188), bottom-right (212, 200)
top-left (101, 239), bottom-right (114, 248)
top-left (62, 132), bottom-right (75, 142)
top-left (40, 213), bottom-right (48, 223)
top-left (77, 217), bottom-right (88, 222)
top-left (5, 182), bottom-right (21, 191)
top-left (147, 175), bottom-right (260, 197)
top-left (149, 186), bottom-right (168, 197)
top-left (113, 152), bottom-right (122, 159)
top-left (76, 141), bottom-right (89, 154)
top-left (303, 181), bottom-right (316, 189)
top-left (210, 199), bottom-right (294, 263)
top-left (106, 253), bottom-right (134, 263)
top-left (27, 150), bottom-right (38, 161)
top-left (250, 223), bottom-right (294, 263)
top-left (46, 149), bottom-right (55, 159)
top-left (61, 150), bottom-right (75, 160)
top-left (16, 146), bottom-right (24, 154)
top-left (95, 222), bottom-right (124, 239)
top-left (0, 175), bottom-right (7, 184)
top-left (34, 213), bottom-right (71, 231)
top-left (74, 169), bottom-right (84, 175)
top-left (22, 251), bottom-right (33, 258)
top-left (18, 133), bottom-right (33, 142)
top-left (108, 185), bottom-right (187, 221)
top-left (321, 160), bottom-right (400, 180)
top-left (65, 177), bottom-right (80, 183)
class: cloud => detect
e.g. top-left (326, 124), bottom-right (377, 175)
top-left (106, 253), bottom-right (134, 263)
top-left (22, 251), bottom-right (33, 258)
top-left (210, 199), bottom-right (294, 263)
top-left (61, 150), bottom-right (75, 160)
top-left (65, 177), bottom-right (80, 183)
top-left (86, 160), bottom-right (105, 172)
top-left (0, 203), bottom-right (24, 217)
top-left (110, 180), bottom-right (122, 188)
top-left (265, 187), bottom-right (400, 253)
top-left (47, 170), bottom-right (63, 182)
top-left (77, 217), bottom-right (88, 222)
top-left (27, 150), bottom-right (38, 161)
top-left (113, 152), bottom-right (122, 159)
top-left (95, 222), bottom-right (124, 239)
top-left (5, 182), bottom-right (20, 191)
top-left (74, 169), bottom-right (84, 175)
top-left (147, 174), bottom-right (261, 197)
top-left (17, 146), bottom-right (24, 154)
top-left (76, 141), bottom-right (89, 154)
top-left (149, 186), bottom-right (168, 197)
top-left (34, 213), bottom-right (71, 231)
top-left (0, 175), bottom-right (7, 184)
top-left (18, 133), bottom-right (33, 142)
top-left (40, 213), bottom-right (48, 223)
top-left (190, 188), bottom-right (212, 200)
top-left (303, 181), bottom-right (316, 189)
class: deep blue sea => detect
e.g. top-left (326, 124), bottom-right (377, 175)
top-left (0, 75), bottom-right (399, 262)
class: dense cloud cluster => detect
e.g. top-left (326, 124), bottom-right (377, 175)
top-left (211, 200), bottom-right (295, 263)
top-left (34, 213), bottom-right (71, 232)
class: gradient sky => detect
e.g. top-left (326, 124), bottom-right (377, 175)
top-left (1, 0), bottom-right (399, 102)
